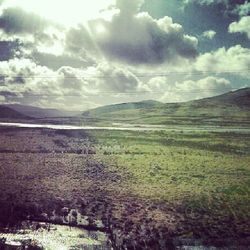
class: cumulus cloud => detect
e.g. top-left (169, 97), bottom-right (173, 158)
top-left (234, 1), bottom-right (250, 16)
top-left (65, 0), bottom-right (198, 65)
top-left (160, 76), bottom-right (232, 102)
top-left (195, 45), bottom-right (250, 78)
top-left (0, 7), bottom-right (69, 66)
top-left (116, 0), bottom-right (144, 15)
top-left (0, 57), bottom-right (145, 108)
top-left (0, 59), bottom-right (58, 99)
top-left (0, 59), bottom-right (91, 109)
top-left (32, 51), bottom-right (95, 70)
top-left (147, 76), bottom-right (169, 92)
top-left (0, 0), bottom-right (248, 109)
top-left (176, 76), bottom-right (231, 93)
top-left (0, 8), bottom-right (93, 71)
top-left (202, 30), bottom-right (216, 39)
top-left (65, 24), bottom-right (100, 59)
top-left (95, 13), bottom-right (197, 64)
top-left (93, 63), bottom-right (142, 92)
top-left (229, 16), bottom-right (250, 39)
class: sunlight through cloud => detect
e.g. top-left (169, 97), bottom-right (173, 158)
top-left (2, 0), bottom-right (115, 26)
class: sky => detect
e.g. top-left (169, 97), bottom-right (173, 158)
top-left (0, 0), bottom-right (249, 110)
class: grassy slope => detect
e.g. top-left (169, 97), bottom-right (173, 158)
top-left (82, 88), bottom-right (250, 126)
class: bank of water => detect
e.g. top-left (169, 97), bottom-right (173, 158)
top-left (0, 221), bottom-right (111, 250)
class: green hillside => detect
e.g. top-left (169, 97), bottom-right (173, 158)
top-left (82, 88), bottom-right (250, 126)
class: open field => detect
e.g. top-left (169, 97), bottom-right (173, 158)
top-left (0, 126), bottom-right (249, 249)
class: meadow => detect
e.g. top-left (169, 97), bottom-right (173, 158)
top-left (0, 126), bottom-right (249, 248)
top-left (92, 129), bottom-right (250, 241)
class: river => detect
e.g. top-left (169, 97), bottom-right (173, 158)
top-left (0, 122), bottom-right (250, 132)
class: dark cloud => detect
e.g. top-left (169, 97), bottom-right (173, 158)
top-left (66, 2), bottom-right (198, 66)
top-left (95, 63), bottom-right (141, 92)
top-left (32, 51), bottom-right (95, 70)
top-left (0, 40), bottom-right (22, 60)
top-left (183, 0), bottom-right (250, 16)
top-left (0, 0), bottom-right (248, 109)
top-left (66, 25), bottom-right (97, 55)
top-left (0, 7), bottom-right (47, 34)
top-left (92, 13), bottom-right (197, 65)
top-left (0, 90), bottom-right (19, 97)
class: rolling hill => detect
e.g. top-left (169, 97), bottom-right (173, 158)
top-left (0, 106), bottom-right (31, 120)
top-left (3, 104), bottom-right (80, 118)
top-left (82, 88), bottom-right (250, 126)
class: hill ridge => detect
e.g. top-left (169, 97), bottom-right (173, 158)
top-left (81, 87), bottom-right (250, 125)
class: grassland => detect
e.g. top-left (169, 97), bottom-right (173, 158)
top-left (0, 126), bottom-right (249, 249)
top-left (93, 129), bottom-right (250, 200)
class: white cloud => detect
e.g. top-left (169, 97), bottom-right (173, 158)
top-left (147, 76), bottom-right (169, 91)
top-left (229, 16), bottom-right (250, 39)
top-left (234, 1), bottom-right (250, 17)
top-left (195, 45), bottom-right (250, 78)
top-left (0, 58), bottom-right (147, 109)
top-left (160, 76), bottom-right (232, 102)
top-left (0, 95), bottom-right (5, 102)
top-left (202, 30), bottom-right (216, 39)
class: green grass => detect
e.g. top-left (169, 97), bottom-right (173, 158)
top-left (91, 129), bottom-right (250, 224)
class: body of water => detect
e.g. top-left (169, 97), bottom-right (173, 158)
top-left (0, 122), bottom-right (250, 133)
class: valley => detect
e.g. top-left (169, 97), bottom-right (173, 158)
top-left (0, 88), bottom-right (249, 249)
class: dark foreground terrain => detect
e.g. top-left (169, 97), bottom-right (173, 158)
top-left (0, 126), bottom-right (249, 249)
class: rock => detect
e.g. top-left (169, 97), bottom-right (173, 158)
top-left (61, 207), bottom-right (69, 216)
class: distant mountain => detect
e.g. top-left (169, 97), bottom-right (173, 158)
top-left (3, 104), bottom-right (80, 118)
top-left (0, 105), bottom-right (31, 120)
top-left (82, 88), bottom-right (250, 125)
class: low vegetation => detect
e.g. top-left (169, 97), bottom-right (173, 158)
top-left (0, 126), bottom-right (249, 248)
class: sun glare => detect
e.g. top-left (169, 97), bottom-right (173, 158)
top-left (2, 0), bottom-right (115, 26)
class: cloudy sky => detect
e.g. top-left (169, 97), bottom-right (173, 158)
top-left (0, 0), bottom-right (249, 110)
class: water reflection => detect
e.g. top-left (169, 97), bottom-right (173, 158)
top-left (0, 221), bottom-right (111, 250)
